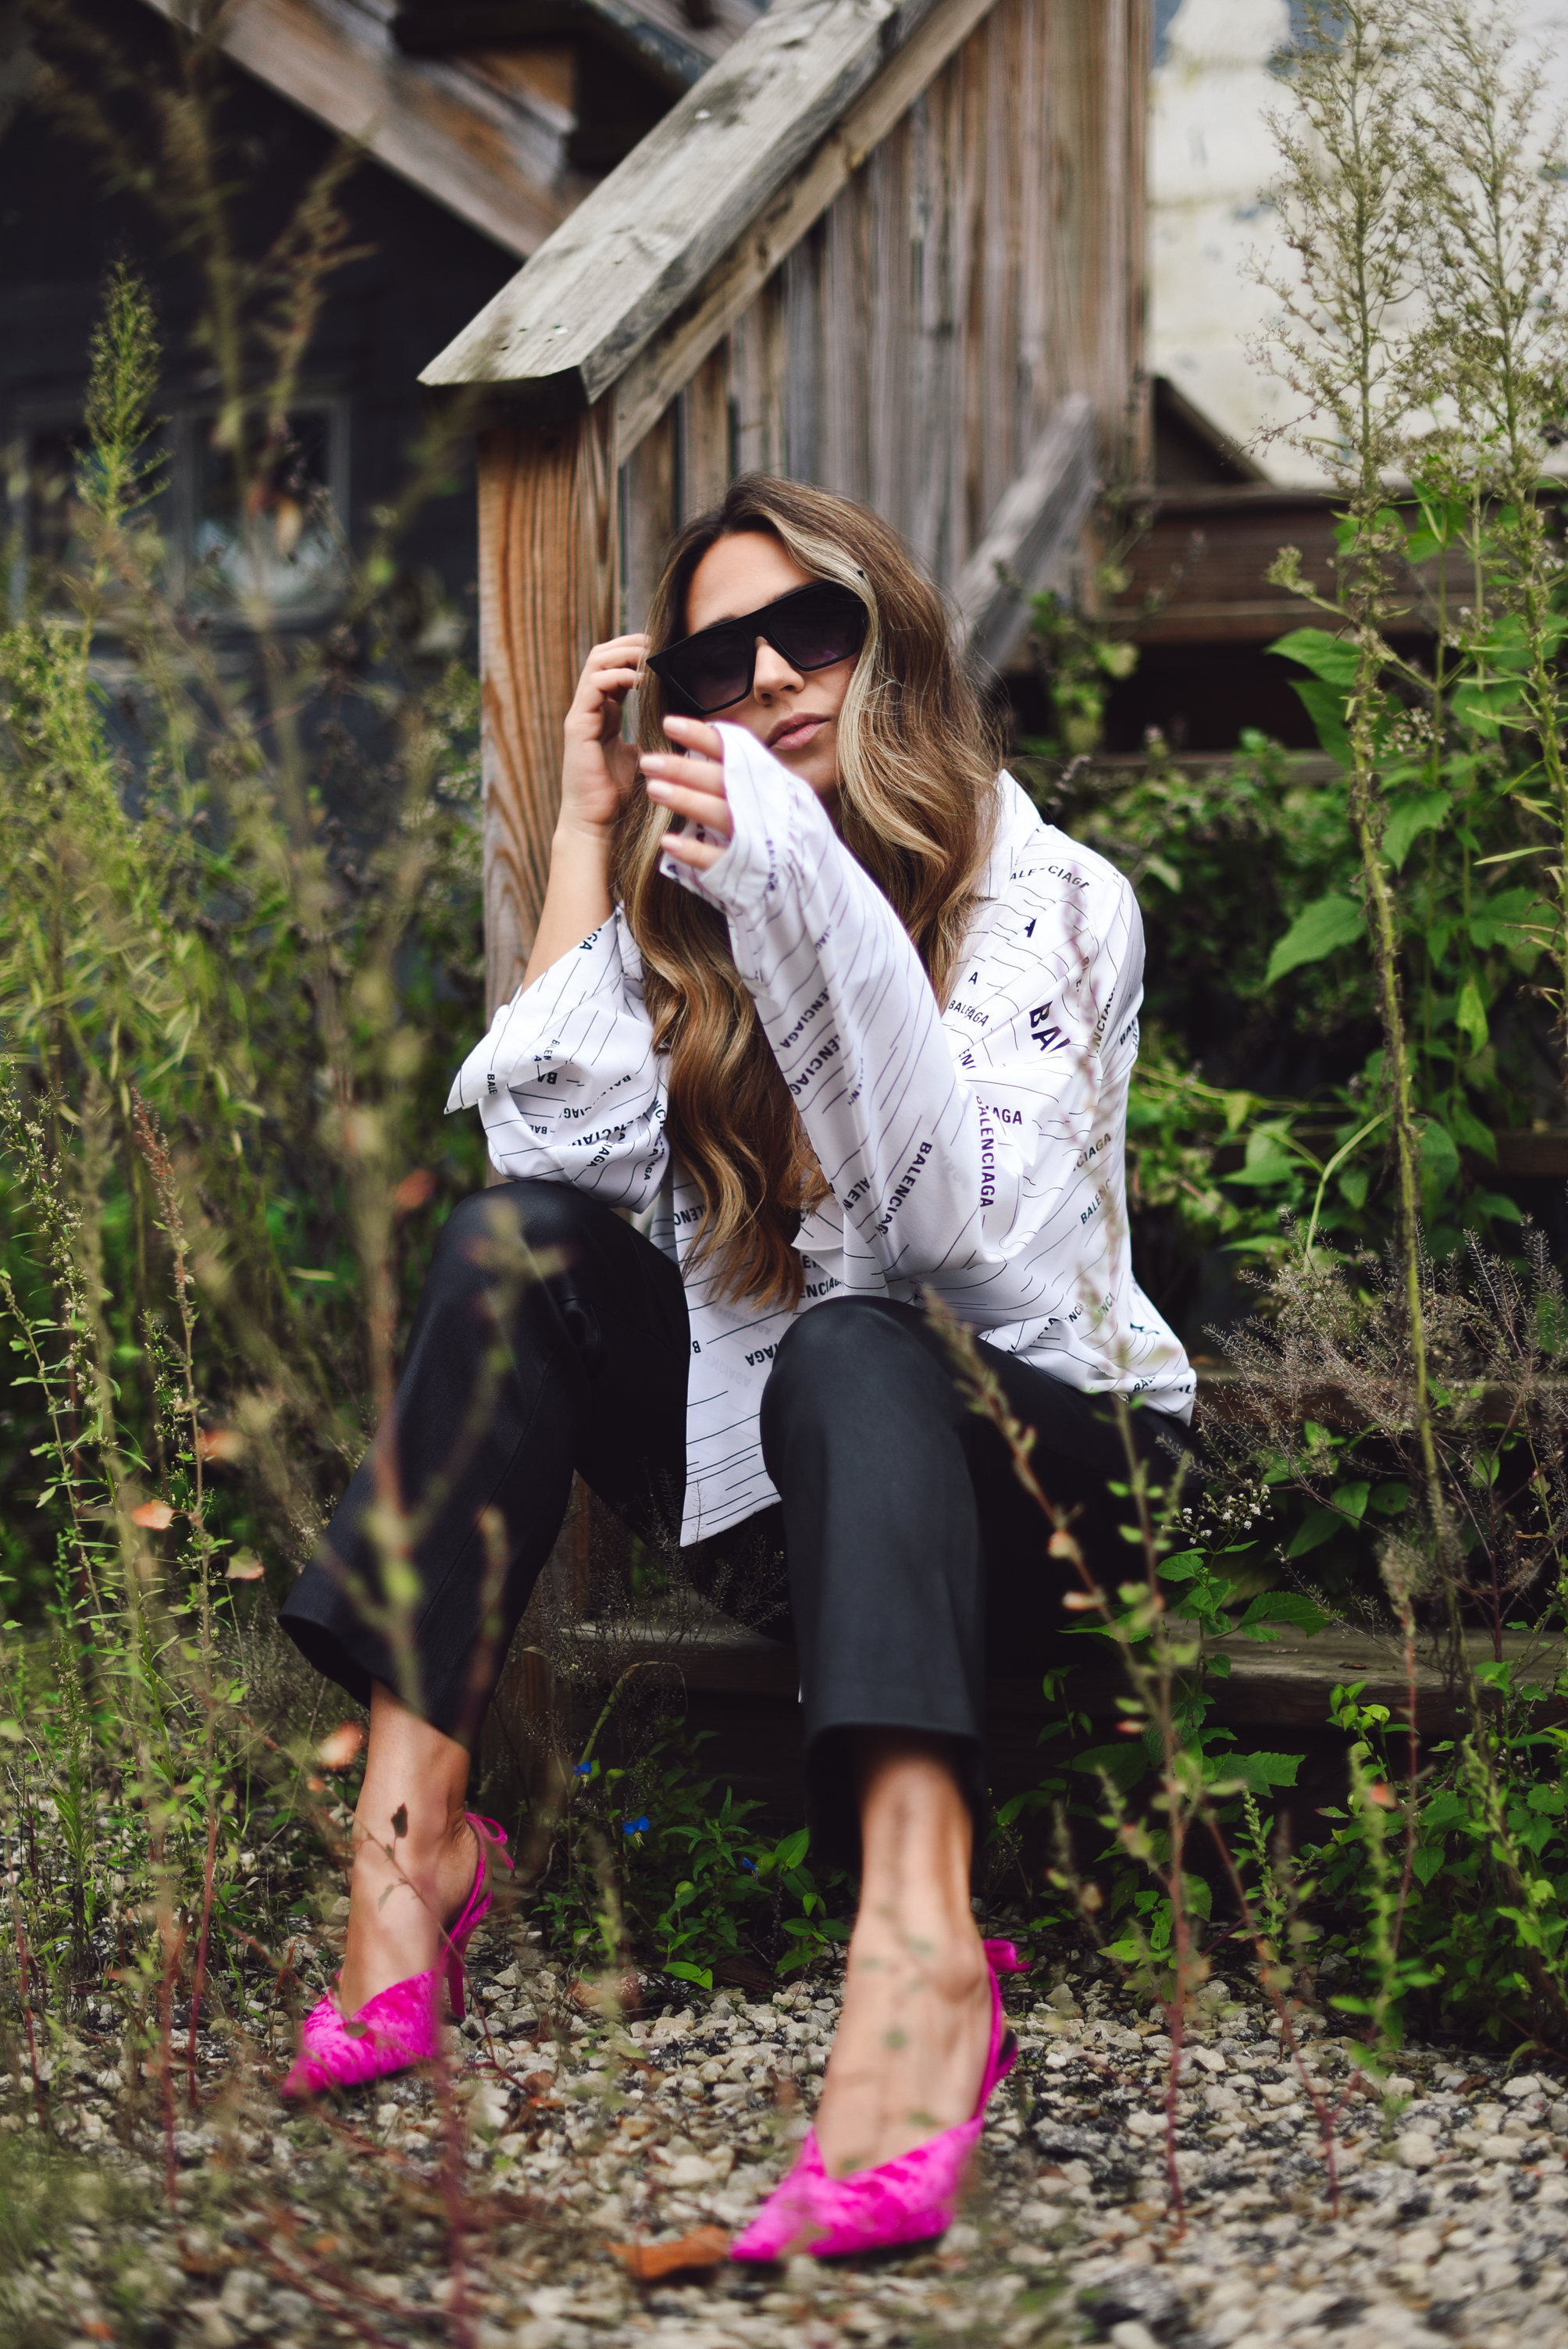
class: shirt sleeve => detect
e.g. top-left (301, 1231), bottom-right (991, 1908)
top-left (444, 915), bottom-right (668, 1209)
top-left (661, 727), bottom-right (1145, 1328)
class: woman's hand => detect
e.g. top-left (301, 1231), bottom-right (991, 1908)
top-left (643, 714), bottom-right (731, 872)
top-left (559, 634), bottom-right (649, 839)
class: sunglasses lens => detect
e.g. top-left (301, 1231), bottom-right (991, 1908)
top-left (771, 586), bottom-right (867, 672)
top-left (662, 626), bottom-right (750, 714)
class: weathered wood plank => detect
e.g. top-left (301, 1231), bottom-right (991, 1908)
top-left (950, 395), bottom-right (1099, 672)
top-left (477, 405), bottom-right (618, 1016)
top-left (729, 276), bottom-right (789, 476)
top-left (559, 1618), bottom-right (1567, 1741)
top-left (423, 0), bottom-right (1005, 426)
top-left (620, 404), bottom-right (679, 630)
top-left (679, 340), bottom-right (733, 516)
top-left (142, 0), bottom-right (576, 257)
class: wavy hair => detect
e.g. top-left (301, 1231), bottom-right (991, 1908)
top-left (615, 475), bottom-right (999, 1310)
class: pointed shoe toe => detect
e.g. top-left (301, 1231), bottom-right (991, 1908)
top-left (730, 2134), bottom-right (829, 2260)
top-left (280, 1971), bottom-right (440, 2098)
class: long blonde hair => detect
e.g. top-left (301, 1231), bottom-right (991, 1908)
top-left (616, 476), bottom-right (999, 1310)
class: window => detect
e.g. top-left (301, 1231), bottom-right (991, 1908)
top-left (176, 398), bottom-right (350, 621)
top-left (4, 397), bottom-right (350, 625)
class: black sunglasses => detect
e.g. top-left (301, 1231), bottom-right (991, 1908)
top-left (646, 580), bottom-right (868, 716)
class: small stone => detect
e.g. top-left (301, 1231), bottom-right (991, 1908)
top-left (1382, 2075), bottom-right (1416, 2098)
top-left (1506, 2073), bottom-right (1545, 2098)
top-left (1125, 2110), bottom-right (1166, 2139)
top-left (1397, 2131), bottom-right (1439, 2170)
top-left (1110, 2324), bottom-right (1159, 2349)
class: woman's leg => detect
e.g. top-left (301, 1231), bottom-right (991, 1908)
top-left (813, 1732), bottom-right (991, 2176)
top-left (337, 1682), bottom-right (475, 2015)
top-left (761, 1296), bottom-right (1188, 2175)
top-left (281, 1178), bottom-right (691, 2014)
top-left (761, 1299), bottom-right (997, 2173)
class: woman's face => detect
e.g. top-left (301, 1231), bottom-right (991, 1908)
top-left (682, 531), bottom-right (857, 803)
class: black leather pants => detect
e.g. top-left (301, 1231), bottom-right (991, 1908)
top-left (280, 1179), bottom-right (1187, 1864)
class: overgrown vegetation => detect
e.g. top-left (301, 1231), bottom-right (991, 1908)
top-left (5, 7), bottom-right (1568, 2315)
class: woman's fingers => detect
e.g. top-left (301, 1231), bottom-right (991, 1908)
top-left (663, 713), bottom-right (725, 761)
top-left (658, 828), bottom-right (725, 873)
top-left (644, 721), bottom-right (729, 874)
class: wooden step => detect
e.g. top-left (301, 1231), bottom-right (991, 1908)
top-left (556, 1617), bottom-right (1566, 1741)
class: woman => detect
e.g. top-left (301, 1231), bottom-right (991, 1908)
top-left (279, 476), bottom-right (1193, 2257)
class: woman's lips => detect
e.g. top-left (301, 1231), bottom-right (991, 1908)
top-left (768, 714), bottom-right (826, 750)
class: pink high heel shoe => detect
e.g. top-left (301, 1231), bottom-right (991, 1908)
top-left (730, 1938), bottom-right (1028, 2262)
top-left (281, 1813), bottom-right (513, 2098)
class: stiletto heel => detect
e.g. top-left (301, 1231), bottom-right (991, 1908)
top-left (282, 1812), bottom-right (514, 2098)
top-left (730, 1939), bottom-right (1028, 2262)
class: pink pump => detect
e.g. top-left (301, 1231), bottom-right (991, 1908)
top-left (729, 1938), bottom-right (1028, 2262)
top-left (281, 1813), bottom-right (513, 2098)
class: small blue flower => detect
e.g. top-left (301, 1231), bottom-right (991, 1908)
top-left (740, 1856), bottom-right (757, 1875)
top-left (622, 1813), bottom-right (650, 1836)
top-left (573, 1761), bottom-right (593, 1777)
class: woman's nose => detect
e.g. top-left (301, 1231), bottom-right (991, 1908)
top-left (752, 638), bottom-right (803, 697)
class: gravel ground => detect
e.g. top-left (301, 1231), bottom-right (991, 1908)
top-left (6, 1923), bottom-right (1568, 2349)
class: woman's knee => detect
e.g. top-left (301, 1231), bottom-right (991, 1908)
top-left (426, 1180), bottom-right (601, 1303)
top-left (763, 1299), bottom-right (953, 1445)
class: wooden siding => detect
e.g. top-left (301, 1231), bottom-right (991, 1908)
top-left (618, 0), bottom-right (1147, 629)
top-left (1108, 486), bottom-right (1445, 647)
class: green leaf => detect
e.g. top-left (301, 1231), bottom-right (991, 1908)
top-left (1227, 1125), bottom-right (1301, 1187)
top-left (1447, 1098), bottom-right (1497, 1160)
top-left (1467, 1188), bottom-right (1525, 1225)
top-left (1230, 1751), bottom-right (1305, 1795)
top-left (1239, 1591), bottom-right (1331, 1636)
top-left (1158, 1550), bottom-right (1208, 1584)
top-left (1381, 788), bottom-right (1452, 870)
top-left (1420, 1117), bottom-right (1461, 1192)
top-left (664, 1960), bottom-right (714, 1991)
top-left (1455, 974), bottom-right (1489, 1055)
top-left (1071, 1742), bottom-right (1150, 1793)
top-left (1267, 627), bottom-right (1360, 686)
top-left (1285, 1505), bottom-right (1343, 1559)
top-left (1290, 677), bottom-right (1352, 768)
top-left (1264, 895), bottom-right (1364, 987)
top-left (1331, 1481), bottom-right (1370, 1525)
top-left (1183, 1872), bottom-right (1214, 1922)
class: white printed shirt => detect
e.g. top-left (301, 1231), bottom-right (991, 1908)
top-left (447, 725), bottom-right (1194, 1544)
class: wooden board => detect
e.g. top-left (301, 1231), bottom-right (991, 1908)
top-left (950, 396), bottom-right (1099, 672)
top-left (141, 0), bottom-right (579, 257)
top-left (557, 1616), bottom-right (1566, 1741)
top-left (420, 0), bottom-right (996, 415)
top-left (477, 403), bottom-right (618, 1014)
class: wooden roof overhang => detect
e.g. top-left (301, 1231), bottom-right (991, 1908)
top-left (139, 0), bottom-right (581, 253)
top-left (422, 0), bottom-right (1152, 1012)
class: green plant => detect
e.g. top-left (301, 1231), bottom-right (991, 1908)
top-left (529, 1723), bottom-right (850, 1990)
